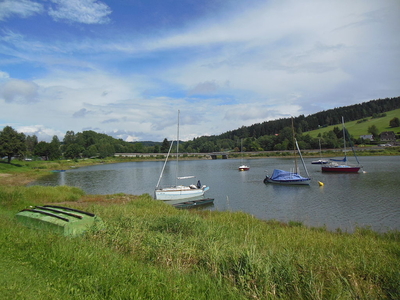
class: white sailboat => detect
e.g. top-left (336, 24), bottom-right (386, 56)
top-left (154, 111), bottom-right (209, 200)
top-left (311, 138), bottom-right (328, 164)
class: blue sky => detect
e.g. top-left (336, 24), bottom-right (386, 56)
top-left (1, 0), bottom-right (399, 142)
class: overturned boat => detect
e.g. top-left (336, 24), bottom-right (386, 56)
top-left (16, 205), bottom-right (104, 236)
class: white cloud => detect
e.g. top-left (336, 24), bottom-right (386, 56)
top-left (48, 0), bottom-right (112, 24)
top-left (16, 125), bottom-right (64, 142)
top-left (0, 0), bottom-right (43, 21)
top-left (0, 79), bottom-right (39, 103)
top-left (0, 71), bottom-right (10, 80)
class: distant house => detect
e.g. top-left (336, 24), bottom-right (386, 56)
top-left (360, 134), bottom-right (373, 141)
top-left (380, 131), bottom-right (396, 142)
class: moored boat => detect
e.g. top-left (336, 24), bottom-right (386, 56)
top-left (172, 198), bottom-right (214, 209)
top-left (321, 163), bottom-right (360, 173)
top-left (311, 159), bottom-right (329, 164)
top-left (264, 168), bottom-right (311, 185)
top-left (264, 119), bottom-right (311, 185)
top-left (239, 165), bottom-right (250, 171)
top-left (155, 110), bottom-right (209, 200)
top-left (238, 139), bottom-right (250, 171)
top-left (321, 117), bottom-right (362, 173)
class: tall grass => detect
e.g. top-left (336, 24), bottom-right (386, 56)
top-left (0, 185), bottom-right (85, 212)
top-left (1, 185), bottom-right (399, 299)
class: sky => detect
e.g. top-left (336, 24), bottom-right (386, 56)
top-left (0, 0), bottom-right (399, 142)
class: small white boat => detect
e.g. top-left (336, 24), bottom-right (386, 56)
top-left (238, 139), bottom-right (250, 171)
top-left (238, 165), bottom-right (250, 171)
top-left (154, 111), bottom-right (209, 200)
top-left (311, 159), bottom-right (329, 165)
top-left (311, 138), bottom-right (328, 164)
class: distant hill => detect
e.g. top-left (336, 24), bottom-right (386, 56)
top-left (178, 96), bottom-right (400, 152)
top-left (217, 96), bottom-right (400, 140)
top-left (306, 108), bottom-right (400, 138)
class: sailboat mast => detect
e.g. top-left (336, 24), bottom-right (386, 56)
top-left (292, 117), bottom-right (298, 173)
top-left (342, 116), bottom-right (347, 159)
top-left (176, 110), bottom-right (180, 187)
top-left (296, 139), bottom-right (310, 178)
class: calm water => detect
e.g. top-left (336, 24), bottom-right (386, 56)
top-left (31, 156), bottom-right (400, 233)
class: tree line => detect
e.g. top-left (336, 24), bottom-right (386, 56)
top-left (1, 97), bottom-right (399, 162)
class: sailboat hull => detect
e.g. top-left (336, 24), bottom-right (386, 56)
top-left (311, 160), bottom-right (329, 164)
top-left (238, 165), bottom-right (250, 171)
top-left (264, 176), bottom-right (311, 185)
top-left (321, 165), bottom-right (360, 173)
top-left (155, 186), bottom-right (209, 200)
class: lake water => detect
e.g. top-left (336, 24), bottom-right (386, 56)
top-left (30, 156), bottom-right (400, 233)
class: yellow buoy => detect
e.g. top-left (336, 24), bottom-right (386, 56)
top-left (318, 181), bottom-right (324, 186)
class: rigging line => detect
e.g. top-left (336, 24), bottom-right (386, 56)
top-left (156, 139), bottom-right (174, 189)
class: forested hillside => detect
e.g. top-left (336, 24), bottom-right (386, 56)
top-left (180, 96), bottom-right (400, 152)
top-left (1, 97), bottom-right (399, 161)
top-left (219, 96), bottom-right (400, 140)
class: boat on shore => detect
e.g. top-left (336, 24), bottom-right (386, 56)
top-left (15, 205), bottom-right (104, 236)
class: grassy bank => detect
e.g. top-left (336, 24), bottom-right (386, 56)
top-left (1, 163), bottom-right (400, 299)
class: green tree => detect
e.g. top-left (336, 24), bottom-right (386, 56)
top-left (389, 117), bottom-right (400, 128)
top-left (49, 135), bottom-right (62, 160)
top-left (98, 143), bottom-right (115, 158)
top-left (367, 125), bottom-right (380, 140)
top-left (34, 141), bottom-right (51, 160)
top-left (62, 130), bottom-right (76, 152)
top-left (26, 135), bottom-right (38, 157)
top-left (64, 144), bottom-right (84, 159)
top-left (0, 126), bottom-right (26, 163)
top-left (83, 145), bottom-right (98, 158)
top-left (160, 138), bottom-right (170, 153)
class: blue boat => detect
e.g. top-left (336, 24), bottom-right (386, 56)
top-left (264, 169), bottom-right (311, 185)
top-left (264, 135), bottom-right (311, 185)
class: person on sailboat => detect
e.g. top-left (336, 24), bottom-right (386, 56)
top-left (197, 180), bottom-right (201, 189)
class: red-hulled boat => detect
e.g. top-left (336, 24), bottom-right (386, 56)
top-left (321, 117), bottom-right (362, 173)
top-left (321, 163), bottom-right (360, 173)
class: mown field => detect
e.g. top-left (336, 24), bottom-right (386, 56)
top-left (1, 161), bottom-right (400, 299)
top-left (306, 108), bottom-right (400, 138)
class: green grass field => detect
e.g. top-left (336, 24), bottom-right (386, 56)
top-left (1, 157), bottom-right (400, 299)
top-left (305, 109), bottom-right (400, 138)
top-left (1, 191), bottom-right (399, 300)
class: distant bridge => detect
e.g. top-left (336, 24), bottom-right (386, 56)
top-left (209, 152), bottom-right (229, 159)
